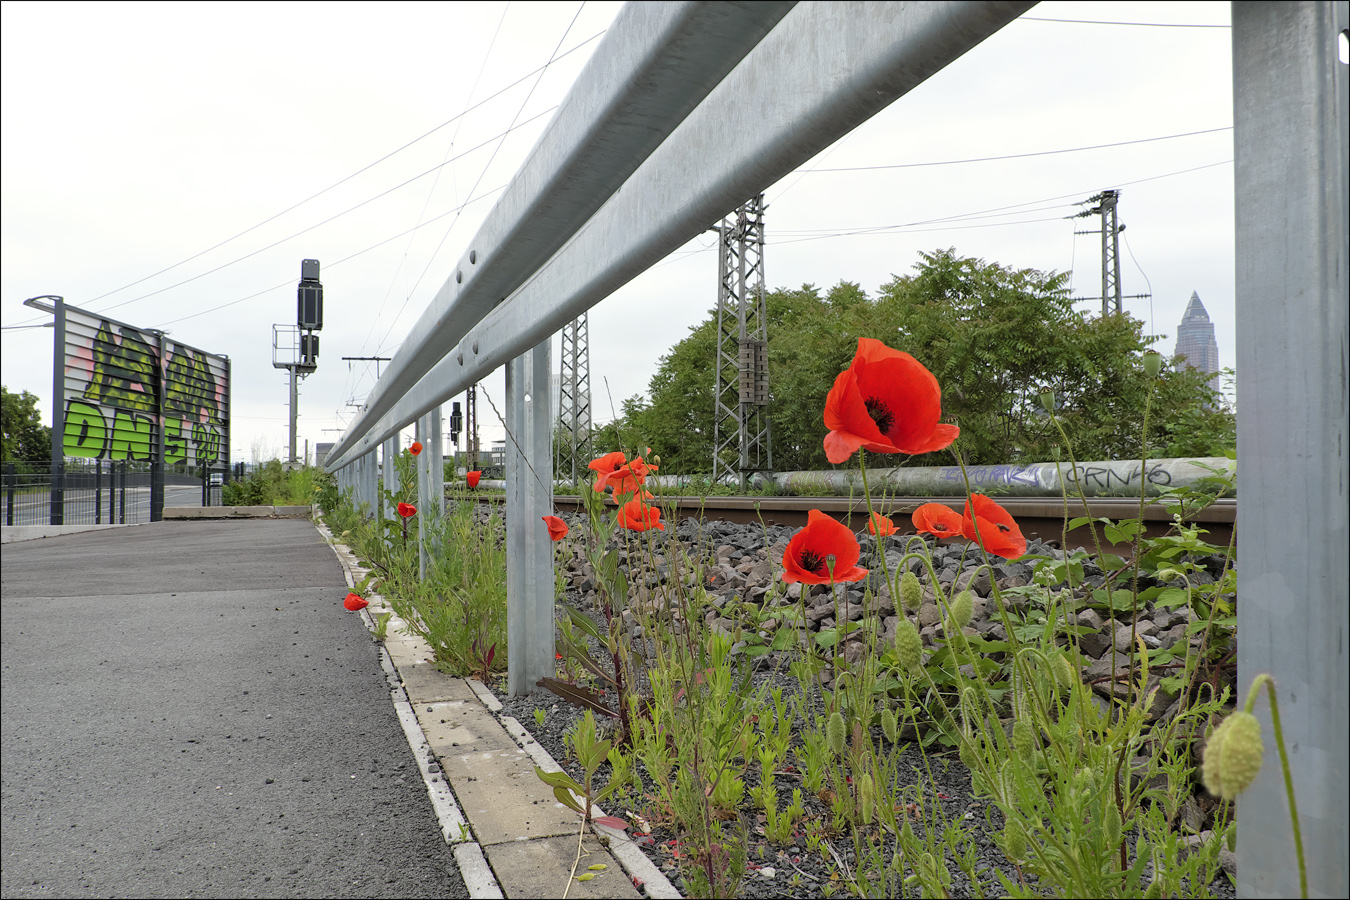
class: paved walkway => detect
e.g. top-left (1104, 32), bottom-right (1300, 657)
top-left (1, 520), bottom-right (463, 898)
top-left (1, 517), bottom-right (677, 899)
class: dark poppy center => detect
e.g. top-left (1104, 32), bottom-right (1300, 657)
top-left (798, 549), bottom-right (827, 576)
top-left (998, 523), bottom-right (1010, 533)
top-left (864, 397), bottom-right (895, 435)
top-left (932, 522), bottom-right (950, 532)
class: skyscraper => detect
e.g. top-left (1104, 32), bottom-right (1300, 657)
top-left (1174, 291), bottom-right (1221, 395)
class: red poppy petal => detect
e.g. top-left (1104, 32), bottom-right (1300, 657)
top-left (851, 355), bottom-right (943, 452)
top-left (912, 503), bottom-right (964, 537)
top-left (344, 592), bottom-right (368, 611)
top-left (466, 471), bottom-right (481, 488)
top-left (823, 364), bottom-right (893, 452)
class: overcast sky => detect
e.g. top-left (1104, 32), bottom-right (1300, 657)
top-left (2, 1), bottom-right (1236, 466)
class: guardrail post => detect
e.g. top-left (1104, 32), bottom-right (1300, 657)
top-left (506, 340), bottom-right (554, 697)
top-left (415, 416), bottom-right (429, 580)
top-left (362, 450), bottom-right (378, 529)
top-left (1233, 3), bottom-right (1349, 897)
top-left (382, 435), bottom-right (398, 522)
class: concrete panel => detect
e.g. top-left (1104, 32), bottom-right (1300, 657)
top-left (485, 835), bottom-right (641, 899)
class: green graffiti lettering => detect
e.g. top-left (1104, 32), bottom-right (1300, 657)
top-left (109, 411), bottom-right (154, 461)
top-left (63, 400), bottom-right (108, 458)
top-left (166, 344), bottom-right (220, 424)
top-left (84, 320), bottom-right (158, 415)
top-left (165, 419), bottom-right (186, 464)
top-left (191, 421), bottom-right (221, 465)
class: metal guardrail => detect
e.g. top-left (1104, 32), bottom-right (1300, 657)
top-left (320, 4), bottom-right (1348, 893)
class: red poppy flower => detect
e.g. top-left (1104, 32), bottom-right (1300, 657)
top-left (912, 496), bottom-right (1025, 559)
top-left (343, 592), bottom-right (368, 611)
top-left (912, 503), bottom-right (964, 538)
top-left (409, 441), bottom-right (423, 456)
top-left (781, 509), bottom-right (869, 585)
top-left (466, 471), bottom-right (481, 488)
top-left (822, 338), bottom-right (959, 465)
top-left (617, 497), bottom-right (664, 532)
top-left (589, 452), bottom-right (656, 495)
top-left (962, 494), bottom-right (1026, 559)
top-left (867, 512), bottom-right (897, 537)
top-left (397, 502), bottom-right (417, 518)
top-left (542, 515), bottom-right (568, 541)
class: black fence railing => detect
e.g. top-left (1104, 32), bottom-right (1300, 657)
top-left (2, 459), bottom-right (225, 527)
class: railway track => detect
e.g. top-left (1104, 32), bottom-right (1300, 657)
top-left (541, 493), bottom-right (1235, 557)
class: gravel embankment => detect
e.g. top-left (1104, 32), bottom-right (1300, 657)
top-left (484, 510), bottom-right (1237, 898)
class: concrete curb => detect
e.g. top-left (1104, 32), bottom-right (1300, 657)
top-left (314, 517), bottom-right (682, 899)
top-left (1, 523), bottom-right (144, 543)
top-left (163, 506), bottom-right (311, 518)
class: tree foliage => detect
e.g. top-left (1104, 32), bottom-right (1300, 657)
top-left (1, 385), bottom-right (51, 463)
top-left (606, 249), bottom-right (1234, 473)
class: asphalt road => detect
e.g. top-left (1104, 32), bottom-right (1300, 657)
top-left (1, 520), bottom-right (466, 898)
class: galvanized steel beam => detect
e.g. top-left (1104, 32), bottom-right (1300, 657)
top-left (325, 0), bottom-right (795, 471)
top-left (328, 0), bottom-right (1036, 467)
top-left (1233, 2), bottom-right (1349, 896)
top-left (505, 342), bottom-right (555, 697)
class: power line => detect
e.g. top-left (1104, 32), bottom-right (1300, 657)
top-left (153, 183), bottom-right (508, 328)
top-left (365, 1), bottom-right (514, 358)
top-left (798, 127), bottom-right (1232, 173)
top-left (77, 28), bottom-right (607, 310)
top-left (94, 107), bottom-right (555, 319)
top-left (1019, 16), bottom-right (1230, 29)
top-left (375, 0), bottom-right (589, 356)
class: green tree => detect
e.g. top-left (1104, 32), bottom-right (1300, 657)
top-left (1, 386), bottom-right (52, 463)
top-left (619, 249), bottom-right (1234, 476)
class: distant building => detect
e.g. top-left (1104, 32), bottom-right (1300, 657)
top-left (1174, 291), bottom-right (1221, 395)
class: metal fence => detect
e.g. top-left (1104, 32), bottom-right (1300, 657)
top-left (2, 460), bottom-right (223, 526)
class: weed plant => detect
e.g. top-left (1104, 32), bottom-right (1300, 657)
top-left (321, 448), bottom-right (508, 679)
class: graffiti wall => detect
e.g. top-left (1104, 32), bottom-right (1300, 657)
top-left (59, 304), bottom-right (229, 466)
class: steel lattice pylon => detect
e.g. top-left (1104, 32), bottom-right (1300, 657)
top-left (555, 314), bottom-right (593, 484)
top-left (712, 194), bottom-right (772, 488)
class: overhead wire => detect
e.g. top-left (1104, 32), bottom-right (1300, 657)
top-left (374, 0), bottom-right (589, 356)
top-left (361, 0), bottom-right (512, 371)
top-left (78, 28), bottom-right (605, 310)
top-left (153, 182), bottom-right (509, 328)
top-left (796, 126), bottom-right (1232, 173)
top-left (93, 106), bottom-right (555, 319)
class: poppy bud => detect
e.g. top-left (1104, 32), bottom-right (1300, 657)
top-left (827, 711), bottom-right (846, 757)
top-left (895, 619), bottom-right (923, 674)
top-left (1049, 653), bottom-right (1076, 692)
top-left (1039, 390), bottom-right (1056, 414)
top-left (1002, 821), bottom-right (1026, 860)
top-left (900, 570), bottom-right (923, 611)
top-left (1011, 719), bottom-right (1035, 764)
top-left (1103, 800), bottom-right (1122, 848)
top-left (1143, 879), bottom-right (1164, 900)
top-left (959, 735), bottom-right (979, 772)
top-left (881, 707), bottom-right (898, 744)
top-left (949, 590), bottom-right (974, 631)
top-left (1202, 711), bottom-right (1264, 799)
top-left (1143, 351), bottom-right (1163, 378)
top-left (858, 771), bottom-right (876, 824)
top-left (1050, 445), bottom-right (1061, 461)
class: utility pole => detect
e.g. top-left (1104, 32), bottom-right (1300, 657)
top-left (712, 194), bottom-right (772, 489)
top-left (465, 385), bottom-right (479, 471)
top-left (1072, 190), bottom-right (1149, 316)
top-left (273, 259), bottom-right (321, 467)
top-left (556, 314), bottom-right (592, 484)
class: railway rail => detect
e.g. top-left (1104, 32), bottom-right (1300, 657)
top-left (532, 493), bottom-right (1235, 558)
